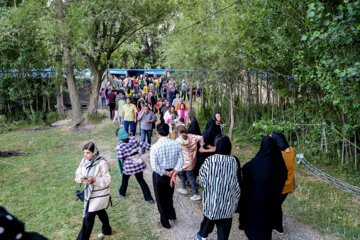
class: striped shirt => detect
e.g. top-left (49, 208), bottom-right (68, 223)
top-left (199, 154), bottom-right (241, 220)
top-left (150, 137), bottom-right (184, 176)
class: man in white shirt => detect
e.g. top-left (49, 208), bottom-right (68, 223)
top-left (150, 123), bottom-right (184, 229)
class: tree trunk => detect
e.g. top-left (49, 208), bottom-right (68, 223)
top-left (55, 0), bottom-right (82, 120)
top-left (323, 128), bottom-right (328, 153)
top-left (87, 56), bottom-right (106, 116)
top-left (201, 87), bottom-right (206, 109)
top-left (7, 102), bottom-right (12, 116)
top-left (56, 84), bottom-right (64, 115)
top-left (189, 86), bottom-right (193, 115)
top-left (64, 45), bottom-right (82, 119)
top-left (355, 131), bottom-right (357, 170)
top-left (47, 96), bottom-right (51, 112)
top-left (229, 83), bottom-right (234, 141)
top-left (42, 96), bottom-right (47, 112)
top-left (266, 73), bottom-right (270, 105)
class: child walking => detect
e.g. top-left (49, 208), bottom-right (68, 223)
top-left (175, 125), bottom-right (206, 201)
top-left (113, 106), bottom-right (121, 125)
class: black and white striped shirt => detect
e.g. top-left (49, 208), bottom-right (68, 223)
top-left (199, 154), bottom-right (241, 220)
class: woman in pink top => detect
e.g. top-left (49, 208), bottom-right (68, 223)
top-left (177, 103), bottom-right (189, 127)
top-left (175, 125), bottom-right (208, 201)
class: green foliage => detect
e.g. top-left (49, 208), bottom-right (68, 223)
top-left (45, 111), bottom-right (66, 125)
top-left (86, 111), bottom-right (107, 123)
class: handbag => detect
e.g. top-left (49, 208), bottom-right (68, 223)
top-left (130, 148), bottom-right (144, 165)
top-left (75, 190), bottom-right (84, 202)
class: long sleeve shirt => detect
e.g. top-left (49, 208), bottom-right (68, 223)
top-left (116, 137), bottom-right (151, 175)
top-left (137, 110), bottom-right (155, 130)
top-left (150, 137), bottom-right (184, 176)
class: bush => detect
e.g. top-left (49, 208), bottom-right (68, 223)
top-left (28, 111), bottom-right (45, 125)
top-left (0, 115), bottom-right (28, 133)
top-left (45, 111), bottom-right (66, 124)
top-left (87, 111), bottom-right (107, 123)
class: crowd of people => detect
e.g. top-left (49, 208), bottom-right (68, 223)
top-left (69, 73), bottom-right (297, 240)
top-left (74, 80), bottom-right (296, 240)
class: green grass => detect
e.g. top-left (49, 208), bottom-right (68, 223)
top-left (191, 101), bottom-right (359, 240)
top-left (1, 111), bottom-right (359, 240)
top-left (232, 135), bottom-right (360, 240)
top-left (0, 122), bottom-right (159, 239)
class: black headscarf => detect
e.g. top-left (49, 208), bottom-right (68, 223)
top-left (271, 132), bottom-right (290, 151)
top-left (202, 114), bottom-right (222, 146)
top-left (187, 118), bottom-right (201, 135)
top-left (215, 134), bottom-right (232, 155)
top-left (239, 136), bottom-right (287, 239)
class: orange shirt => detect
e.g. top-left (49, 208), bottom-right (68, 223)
top-left (176, 102), bottom-right (187, 111)
top-left (282, 147), bottom-right (295, 194)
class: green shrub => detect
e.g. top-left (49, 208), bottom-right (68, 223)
top-left (87, 111), bottom-right (107, 123)
top-left (45, 111), bottom-right (66, 124)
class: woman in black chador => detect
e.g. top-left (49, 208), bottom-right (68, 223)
top-left (194, 113), bottom-right (223, 178)
top-left (239, 136), bottom-right (287, 240)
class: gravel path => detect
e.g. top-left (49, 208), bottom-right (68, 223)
top-left (140, 149), bottom-right (338, 240)
top-left (101, 125), bottom-right (338, 240)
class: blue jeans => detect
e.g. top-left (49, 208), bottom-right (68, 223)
top-left (141, 129), bottom-right (152, 152)
top-left (124, 121), bottom-right (136, 136)
top-left (101, 97), bottom-right (106, 107)
top-left (178, 170), bottom-right (199, 194)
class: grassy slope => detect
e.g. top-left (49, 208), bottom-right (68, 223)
top-left (1, 117), bottom-right (359, 239)
top-left (232, 135), bottom-right (360, 240)
top-left (0, 122), bottom-right (159, 240)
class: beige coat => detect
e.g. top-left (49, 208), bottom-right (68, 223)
top-left (75, 159), bottom-right (111, 212)
top-left (176, 134), bottom-right (205, 171)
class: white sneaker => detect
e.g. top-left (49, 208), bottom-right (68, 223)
top-left (190, 194), bottom-right (201, 201)
top-left (97, 233), bottom-right (105, 239)
top-left (176, 188), bottom-right (188, 195)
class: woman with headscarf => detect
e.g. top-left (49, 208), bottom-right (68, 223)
top-left (196, 134), bottom-right (241, 240)
top-left (194, 113), bottom-right (223, 179)
top-left (177, 103), bottom-right (189, 127)
top-left (175, 125), bottom-right (206, 201)
top-left (116, 128), bottom-right (154, 203)
top-left (75, 142), bottom-right (112, 240)
top-left (239, 136), bottom-right (288, 240)
top-left (163, 106), bottom-right (178, 140)
top-left (187, 114), bottom-right (201, 136)
top-left (271, 132), bottom-right (296, 233)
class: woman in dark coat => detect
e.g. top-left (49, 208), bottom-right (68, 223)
top-left (187, 114), bottom-right (201, 136)
top-left (194, 113), bottom-right (222, 179)
top-left (239, 136), bottom-right (287, 240)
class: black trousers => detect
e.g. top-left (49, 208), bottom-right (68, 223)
top-left (119, 172), bottom-right (154, 201)
top-left (274, 193), bottom-right (288, 233)
top-left (152, 171), bottom-right (176, 228)
top-left (76, 206), bottom-right (111, 240)
top-left (198, 215), bottom-right (232, 240)
top-left (109, 102), bottom-right (116, 120)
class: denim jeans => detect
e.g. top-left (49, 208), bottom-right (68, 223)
top-left (178, 170), bottom-right (199, 194)
top-left (141, 129), bottom-right (152, 152)
top-left (124, 121), bottom-right (136, 136)
top-left (101, 97), bottom-right (106, 107)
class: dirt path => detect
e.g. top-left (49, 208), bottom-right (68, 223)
top-left (138, 136), bottom-right (338, 240)
top-left (99, 120), bottom-right (338, 240)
